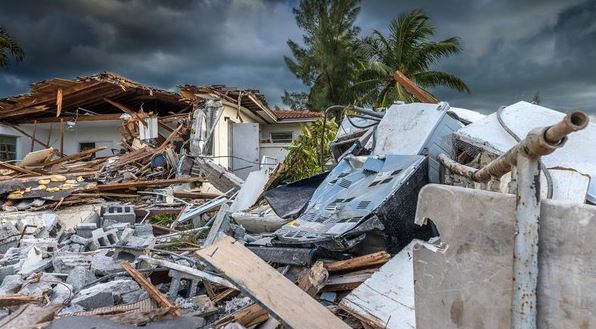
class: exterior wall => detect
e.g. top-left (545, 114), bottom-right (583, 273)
top-left (0, 123), bottom-right (29, 161)
top-left (210, 104), bottom-right (258, 169)
top-left (259, 122), bottom-right (306, 166)
top-left (17, 121), bottom-right (123, 158)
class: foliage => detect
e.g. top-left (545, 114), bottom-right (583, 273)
top-left (354, 9), bottom-right (469, 107)
top-left (150, 214), bottom-right (176, 226)
top-left (0, 26), bottom-right (24, 68)
top-left (281, 90), bottom-right (309, 110)
top-left (277, 118), bottom-right (338, 183)
top-left (284, 0), bottom-right (362, 111)
top-left (531, 91), bottom-right (541, 104)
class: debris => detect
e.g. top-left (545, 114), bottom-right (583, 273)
top-left (325, 251), bottom-right (391, 273)
top-left (195, 236), bottom-right (351, 329)
top-left (120, 261), bottom-right (181, 317)
top-left (340, 241), bottom-right (419, 329)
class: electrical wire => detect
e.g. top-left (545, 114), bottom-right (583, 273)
top-left (346, 115), bottom-right (380, 129)
top-left (496, 106), bottom-right (553, 199)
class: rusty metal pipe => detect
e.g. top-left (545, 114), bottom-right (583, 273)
top-left (438, 111), bottom-right (589, 183)
top-left (544, 111), bottom-right (589, 144)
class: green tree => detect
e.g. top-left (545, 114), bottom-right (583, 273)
top-left (354, 9), bottom-right (469, 107)
top-left (281, 90), bottom-right (309, 110)
top-left (276, 118), bottom-right (338, 183)
top-left (0, 26), bottom-right (24, 67)
top-left (284, 0), bottom-right (362, 112)
top-left (531, 91), bottom-right (541, 104)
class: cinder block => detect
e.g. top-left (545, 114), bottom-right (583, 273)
top-left (75, 223), bottom-right (97, 238)
top-left (102, 205), bottom-right (135, 225)
top-left (90, 228), bottom-right (119, 250)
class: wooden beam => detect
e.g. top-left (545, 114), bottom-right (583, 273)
top-left (393, 70), bottom-right (438, 104)
top-left (42, 146), bottom-right (106, 166)
top-left (20, 113), bottom-right (122, 124)
top-left (195, 237), bottom-right (351, 329)
top-left (325, 251), bottom-right (391, 273)
top-left (0, 105), bottom-right (48, 120)
top-left (59, 119), bottom-right (64, 156)
top-left (0, 161), bottom-right (40, 176)
top-left (120, 261), bottom-right (181, 317)
top-left (94, 177), bottom-right (204, 191)
top-left (30, 120), bottom-right (37, 153)
top-left (1, 81), bottom-right (104, 115)
top-left (55, 88), bottom-right (63, 117)
top-left (104, 97), bottom-right (147, 125)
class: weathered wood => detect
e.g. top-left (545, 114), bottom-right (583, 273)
top-left (0, 161), bottom-right (41, 176)
top-left (60, 118), bottom-right (64, 155)
top-left (104, 97), bottom-right (147, 125)
top-left (56, 88), bottom-right (63, 117)
top-left (94, 177), bottom-right (204, 191)
top-left (21, 113), bottom-right (123, 124)
top-left (0, 303), bottom-right (61, 328)
top-left (0, 294), bottom-right (38, 307)
top-left (195, 236), bottom-right (350, 329)
top-left (120, 261), bottom-right (181, 317)
top-left (42, 146), bottom-right (106, 166)
top-left (203, 204), bottom-right (230, 246)
top-left (215, 304), bottom-right (269, 329)
top-left (325, 251), bottom-right (391, 273)
top-left (30, 120), bottom-right (37, 152)
top-left (322, 268), bottom-right (376, 292)
top-left (297, 260), bottom-right (328, 297)
top-left (393, 70), bottom-right (438, 104)
top-left (173, 191), bottom-right (221, 199)
top-left (138, 256), bottom-right (236, 289)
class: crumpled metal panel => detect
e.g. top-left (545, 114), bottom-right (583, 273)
top-left (272, 154), bottom-right (428, 252)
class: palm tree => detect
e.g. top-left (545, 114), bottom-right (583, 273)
top-left (354, 9), bottom-right (469, 107)
top-left (0, 26), bottom-right (24, 68)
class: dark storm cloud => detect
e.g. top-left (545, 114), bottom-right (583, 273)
top-left (0, 0), bottom-right (595, 113)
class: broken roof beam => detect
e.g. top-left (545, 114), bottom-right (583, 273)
top-left (393, 70), bottom-right (438, 104)
top-left (103, 97), bottom-right (148, 125)
top-left (94, 177), bottom-right (204, 191)
top-left (20, 113), bottom-right (123, 124)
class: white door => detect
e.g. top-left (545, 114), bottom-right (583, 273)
top-left (231, 123), bottom-right (260, 179)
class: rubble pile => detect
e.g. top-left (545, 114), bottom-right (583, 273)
top-left (0, 73), bottom-right (594, 328)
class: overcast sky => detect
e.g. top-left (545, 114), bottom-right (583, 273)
top-left (1, 0), bottom-right (595, 114)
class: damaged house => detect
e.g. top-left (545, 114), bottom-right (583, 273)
top-left (0, 70), bottom-right (593, 329)
top-left (0, 72), bottom-right (321, 180)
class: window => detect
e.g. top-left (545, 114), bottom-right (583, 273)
top-left (270, 131), bottom-right (293, 143)
top-left (79, 142), bottom-right (96, 160)
top-left (0, 136), bottom-right (17, 161)
top-left (79, 142), bottom-right (96, 152)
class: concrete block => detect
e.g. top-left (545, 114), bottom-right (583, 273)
top-left (102, 205), bottom-right (135, 225)
top-left (75, 223), bottom-right (97, 238)
top-left (69, 234), bottom-right (91, 248)
top-left (90, 251), bottom-right (121, 276)
top-left (19, 238), bottom-right (58, 253)
top-left (0, 274), bottom-right (24, 294)
top-left (72, 279), bottom-right (140, 309)
top-left (90, 228), bottom-right (119, 250)
top-left (66, 267), bottom-right (96, 292)
top-left (52, 252), bottom-right (92, 274)
top-left (0, 224), bottom-right (19, 253)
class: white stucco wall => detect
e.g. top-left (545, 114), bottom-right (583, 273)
top-left (209, 105), bottom-right (259, 169)
top-left (259, 122), bottom-right (306, 166)
top-left (17, 121), bottom-right (123, 158)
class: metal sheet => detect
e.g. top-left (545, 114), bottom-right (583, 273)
top-left (413, 184), bottom-right (596, 329)
top-left (273, 155), bottom-right (429, 252)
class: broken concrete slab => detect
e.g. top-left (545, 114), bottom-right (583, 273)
top-left (72, 279), bottom-right (141, 309)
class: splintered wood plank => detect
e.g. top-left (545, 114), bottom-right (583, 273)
top-left (325, 251), bottom-right (391, 273)
top-left (120, 261), bottom-right (180, 316)
top-left (196, 237), bottom-right (350, 329)
top-left (56, 88), bottom-right (63, 117)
